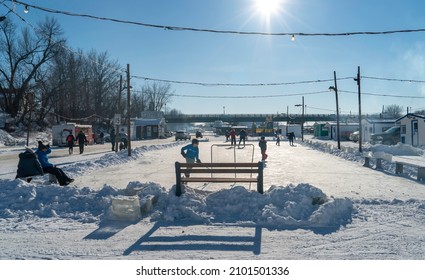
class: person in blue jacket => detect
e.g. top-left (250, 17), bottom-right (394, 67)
top-left (180, 138), bottom-right (201, 177)
top-left (35, 141), bottom-right (74, 186)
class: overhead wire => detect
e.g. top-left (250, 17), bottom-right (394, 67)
top-left (9, 0), bottom-right (425, 38)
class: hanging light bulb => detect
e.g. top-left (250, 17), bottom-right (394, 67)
top-left (291, 34), bottom-right (295, 42)
top-left (24, 5), bottom-right (29, 14)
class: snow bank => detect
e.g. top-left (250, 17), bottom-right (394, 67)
top-left (151, 183), bottom-right (354, 229)
top-left (0, 177), bottom-right (354, 230)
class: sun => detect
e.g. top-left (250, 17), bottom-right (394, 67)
top-left (254, 0), bottom-right (282, 17)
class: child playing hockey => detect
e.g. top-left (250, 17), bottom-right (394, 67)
top-left (258, 136), bottom-right (268, 163)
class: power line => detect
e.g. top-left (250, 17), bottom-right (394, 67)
top-left (340, 90), bottom-right (425, 99)
top-left (10, 0), bottom-right (425, 38)
top-left (362, 76), bottom-right (425, 83)
top-left (134, 75), bottom-right (353, 87)
top-left (170, 91), bottom-right (328, 99)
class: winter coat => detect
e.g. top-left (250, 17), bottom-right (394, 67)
top-left (259, 139), bottom-right (267, 152)
top-left (75, 132), bottom-right (87, 144)
top-left (66, 134), bottom-right (75, 143)
top-left (16, 149), bottom-right (44, 178)
top-left (181, 143), bottom-right (199, 161)
top-left (239, 130), bottom-right (247, 139)
top-left (35, 147), bottom-right (54, 168)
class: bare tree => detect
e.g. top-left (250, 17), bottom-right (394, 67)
top-left (0, 17), bottom-right (65, 124)
top-left (383, 104), bottom-right (403, 119)
top-left (142, 81), bottom-right (173, 112)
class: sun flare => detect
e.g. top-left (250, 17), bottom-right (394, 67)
top-left (254, 0), bottom-right (282, 16)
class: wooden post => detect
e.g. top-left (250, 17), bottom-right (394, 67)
top-left (257, 161), bottom-right (264, 194)
top-left (126, 64), bottom-right (131, 156)
top-left (175, 162), bottom-right (182, 196)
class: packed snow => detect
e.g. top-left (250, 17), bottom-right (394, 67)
top-left (1, 132), bottom-right (425, 260)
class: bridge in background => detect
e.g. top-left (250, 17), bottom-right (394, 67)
top-left (164, 113), bottom-right (354, 124)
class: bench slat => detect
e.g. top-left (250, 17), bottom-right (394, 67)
top-left (181, 177), bottom-right (258, 183)
top-left (179, 169), bottom-right (258, 174)
top-left (180, 163), bottom-right (259, 168)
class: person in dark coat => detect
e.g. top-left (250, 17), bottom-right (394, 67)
top-left (258, 136), bottom-right (268, 162)
top-left (66, 131), bottom-right (75, 155)
top-left (35, 141), bottom-right (74, 186)
top-left (16, 148), bottom-right (44, 182)
top-left (288, 132), bottom-right (295, 146)
top-left (238, 129), bottom-right (247, 147)
top-left (110, 129), bottom-right (116, 151)
top-left (75, 130), bottom-right (87, 154)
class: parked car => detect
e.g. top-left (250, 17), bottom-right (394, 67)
top-left (195, 131), bottom-right (203, 138)
top-left (349, 131), bottom-right (360, 142)
top-left (370, 126), bottom-right (400, 145)
top-left (175, 130), bottom-right (191, 141)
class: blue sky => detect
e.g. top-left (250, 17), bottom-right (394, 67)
top-left (4, 0), bottom-right (425, 115)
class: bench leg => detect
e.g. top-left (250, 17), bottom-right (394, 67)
top-left (363, 157), bottom-right (370, 168)
top-left (175, 162), bottom-right (182, 196)
top-left (375, 158), bottom-right (382, 170)
top-left (395, 163), bottom-right (403, 174)
top-left (418, 167), bottom-right (425, 181)
top-left (257, 161), bottom-right (264, 194)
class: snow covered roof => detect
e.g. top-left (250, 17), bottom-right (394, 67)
top-left (363, 118), bottom-right (396, 124)
top-left (396, 113), bottom-right (425, 122)
top-left (134, 118), bottom-right (165, 126)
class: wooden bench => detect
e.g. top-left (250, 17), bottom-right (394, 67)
top-left (175, 162), bottom-right (264, 196)
top-left (394, 158), bottom-right (425, 181)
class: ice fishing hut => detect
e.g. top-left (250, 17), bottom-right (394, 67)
top-left (397, 113), bottom-right (425, 146)
top-left (361, 118), bottom-right (396, 142)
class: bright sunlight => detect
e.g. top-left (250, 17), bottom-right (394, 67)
top-left (254, 0), bottom-right (282, 17)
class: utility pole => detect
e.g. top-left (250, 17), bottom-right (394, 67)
top-left (126, 64), bottom-right (131, 156)
top-left (115, 75), bottom-right (123, 153)
top-left (355, 66), bottom-right (362, 152)
top-left (295, 97), bottom-right (305, 141)
top-left (286, 105), bottom-right (289, 136)
top-left (329, 71), bottom-right (341, 149)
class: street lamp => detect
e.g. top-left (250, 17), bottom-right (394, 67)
top-left (294, 96), bottom-right (305, 141)
top-left (329, 71), bottom-right (341, 149)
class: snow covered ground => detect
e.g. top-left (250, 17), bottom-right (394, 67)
top-left (1, 132), bottom-right (425, 264)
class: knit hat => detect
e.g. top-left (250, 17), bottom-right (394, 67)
top-left (38, 141), bottom-right (47, 150)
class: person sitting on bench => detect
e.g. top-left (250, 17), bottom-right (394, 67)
top-left (35, 141), bottom-right (74, 186)
top-left (15, 147), bottom-right (44, 182)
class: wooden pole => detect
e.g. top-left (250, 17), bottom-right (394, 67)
top-left (126, 64), bottom-right (131, 156)
top-left (357, 66), bottom-right (362, 152)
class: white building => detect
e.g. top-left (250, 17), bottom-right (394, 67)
top-left (324, 122), bottom-right (359, 140)
top-left (361, 119), bottom-right (396, 142)
top-left (397, 113), bottom-right (425, 147)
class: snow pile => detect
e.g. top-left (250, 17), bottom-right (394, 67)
top-left (0, 177), bottom-right (353, 230)
top-left (0, 129), bottom-right (18, 146)
top-left (371, 142), bottom-right (424, 156)
top-left (154, 183), bottom-right (353, 229)
top-left (0, 179), bottom-right (122, 223)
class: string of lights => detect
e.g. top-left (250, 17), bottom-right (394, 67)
top-left (4, 0), bottom-right (425, 110)
top-left (9, 0), bottom-right (425, 38)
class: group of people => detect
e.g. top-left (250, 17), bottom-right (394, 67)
top-left (66, 130), bottom-right (87, 154)
top-left (16, 141), bottom-right (74, 186)
top-left (225, 129), bottom-right (248, 147)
